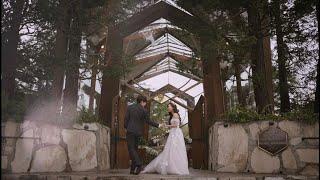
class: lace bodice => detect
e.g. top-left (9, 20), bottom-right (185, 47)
top-left (170, 118), bottom-right (180, 127)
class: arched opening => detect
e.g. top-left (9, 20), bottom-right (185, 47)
top-left (98, 1), bottom-right (225, 170)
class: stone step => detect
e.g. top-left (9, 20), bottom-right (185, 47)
top-left (1, 169), bottom-right (319, 180)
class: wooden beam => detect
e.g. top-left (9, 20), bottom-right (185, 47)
top-left (116, 1), bottom-right (202, 38)
top-left (133, 65), bottom-right (202, 83)
top-left (163, 81), bottom-right (202, 104)
top-left (151, 84), bottom-right (195, 107)
top-left (121, 80), bottom-right (153, 100)
top-left (161, 93), bottom-right (193, 111)
top-left (134, 69), bottom-right (170, 82)
top-left (121, 80), bottom-right (193, 111)
top-left (170, 69), bottom-right (202, 81)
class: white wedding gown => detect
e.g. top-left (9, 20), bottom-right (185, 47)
top-left (141, 117), bottom-right (189, 175)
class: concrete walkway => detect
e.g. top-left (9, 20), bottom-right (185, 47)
top-left (2, 168), bottom-right (319, 180)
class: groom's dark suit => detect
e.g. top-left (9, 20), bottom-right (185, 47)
top-left (124, 103), bottom-right (159, 172)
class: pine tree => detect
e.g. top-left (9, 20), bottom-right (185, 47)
top-left (272, 0), bottom-right (291, 112)
top-left (51, 0), bottom-right (71, 119)
top-left (2, 0), bottom-right (26, 100)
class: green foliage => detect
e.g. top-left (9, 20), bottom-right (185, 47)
top-left (102, 54), bottom-right (135, 79)
top-left (225, 106), bottom-right (319, 124)
top-left (138, 137), bottom-right (148, 146)
top-left (225, 106), bottom-right (260, 123)
top-left (149, 102), bottom-right (168, 138)
top-left (281, 109), bottom-right (319, 124)
top-left (76, 106), bottom-right (105, 125)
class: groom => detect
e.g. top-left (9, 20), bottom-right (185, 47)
top-left (124, 95), bottom-right (164, 175)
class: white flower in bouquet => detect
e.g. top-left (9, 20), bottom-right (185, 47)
top-left (145, 146), bottom-right (159, 156)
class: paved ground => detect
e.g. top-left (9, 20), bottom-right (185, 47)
top-left (2, 168), bottom-right (319, 180)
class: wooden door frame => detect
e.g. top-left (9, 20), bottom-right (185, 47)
top-left (188, 95), bottom-right (208, 169)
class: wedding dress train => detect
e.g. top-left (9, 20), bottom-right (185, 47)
top-left (141, 117), bottom-right (189, 175)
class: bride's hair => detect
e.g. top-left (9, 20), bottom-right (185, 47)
top-left (168, 102), bottom-right (181, 125)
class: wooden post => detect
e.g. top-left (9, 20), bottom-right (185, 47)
top-left (144, 101), bottom-right (151, 140)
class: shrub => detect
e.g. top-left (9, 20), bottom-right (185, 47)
top-left (76, 106), bottom-right (105, 125)
top-left (225, 106), bottom-right (318, 124)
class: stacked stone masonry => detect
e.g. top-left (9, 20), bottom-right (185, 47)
top-left (208, 120), bottom-right (319, 176)
top-left (1, 121), bottom-right (110, 173)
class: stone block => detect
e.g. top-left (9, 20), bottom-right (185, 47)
top-left (6, 139), bottom-right (15, 147)
top-left (249, 123), bottom-right (259, 140)
top-left (259, 121), bottom-right (270, 131)
top-left (4, 146), bottom-right (14, 155)
top-left (20, 120), bottom-right (37, 131)
top-left (62, 129), bottom-right (97, 171)
top-left (40, 125), bottom-right (61, 145)
top-left (30, 145), bottom-right (67, 172)
top-left (216, 125), bottom-right (248, 172)
top-left (229, 177), bottom-right (256, 180)
top-left (21, 129), bottom-right (34, 138)
top-left (299, 165), bottom-right (319, 176)
top-left (296, 149), bottom-right (319, 163)
top-left (303, 125), bottom-right (315, 137)
top-left (278, 121), bottom-right (301, 138)
top-left (4, 121), bottom-right (19, 137)
top-left (290, 137), bottom-right (302, 146)
top-left (192, 178), bottom-right (217, 180)
top-left (251, 147), bottom-right (280, 173)
top-left (72, 123), bottom-right (100, 131)
top-left (281, 148), bottom-right (298, 170)
top-left (11, 138), bottom-right (34, 173)
top-left (98, 127), bottom-right (110, 170)
top-left (2, 156), bottom-right (8, 169)
top-left (264, 178), bottom-right (285, 180)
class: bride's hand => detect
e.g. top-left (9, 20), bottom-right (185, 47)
top-left (159, 123), bottom-right (166, 128)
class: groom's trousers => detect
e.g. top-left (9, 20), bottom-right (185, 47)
top-left (126, 131), bottom-right (142, 170)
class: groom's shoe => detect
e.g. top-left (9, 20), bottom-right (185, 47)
top-left (133, 166), bottom-right (143, 175)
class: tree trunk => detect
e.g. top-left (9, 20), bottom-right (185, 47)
top-left (315, 1), bottom-right (319, 113)
top-left (99, 28), bottom-right (122, 127)
top-left (51, 0), bottom-right (70, 118)
top-left (274, 0), bottom-right (290, 113)
top-left (234, 61), bottom-right (246, 107)
top-left (62, 2), bottom-right (82, 123)
top-left (201, 40), bottom-right (225, 122)
top-left (247, 0), bottom-right (274, 114)
top-left (1, 0), bottom-right (25, 99)
top-left (89, 47), bottom-right (98, 113)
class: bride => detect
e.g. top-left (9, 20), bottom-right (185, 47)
top-left (141, 102), bottom-right (189, 175)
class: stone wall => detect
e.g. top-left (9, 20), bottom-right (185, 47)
top-left (208, 120), bottom-right (319, 176)
top-left (1, 121), bottom-right (110, 173)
